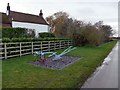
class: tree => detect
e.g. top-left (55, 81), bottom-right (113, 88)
top-left (46, 11), bottom-right (69, 37)
top-left (84, 24), bottom-right (103, 45)
top-left (94, 21), bottom-right (113, 42)
top-left (46, 12), bottom-right (114, 46)
top-left (101, 25), bottom-right (113, 42)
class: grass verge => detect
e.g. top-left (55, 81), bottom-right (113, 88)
top-left (2, 41), bottom-right (117, 88)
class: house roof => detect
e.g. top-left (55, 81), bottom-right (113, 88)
top-left (10, 11), bottom-right (49, 25)
top-left (0, 12), bottom-right (11, 24)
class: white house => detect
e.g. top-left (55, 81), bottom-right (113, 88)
top-left (6, 3), bottom-right (49, 37)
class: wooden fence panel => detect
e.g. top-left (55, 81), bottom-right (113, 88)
top-left (1, 40), bottom-right (72, 60)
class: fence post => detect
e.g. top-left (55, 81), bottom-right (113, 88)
top-left (4, 43), bottom-right (7, 59)
top-left (31, 42), bottom-right (33, 53)
top-left (63, 40), bottom-right (64, 48)
top-left (71, 40), bottom-right (73, 46)
top-left (68, 40), bottom-right (69, 47)
top-left (41, 41), bottom-right (42, 51)
top-left (59, 40), bottom-right (61, 49)
top-left (54, 41), bottom-right (56, 50)
top-left (20, 42), bottom-right (21, 56)
top-left (48, 41), bottom-right (50, 51)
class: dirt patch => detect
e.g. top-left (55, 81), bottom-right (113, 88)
top-left (29, 56), bottom-right (80, 69)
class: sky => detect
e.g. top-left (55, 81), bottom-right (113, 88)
top-left (0, 0), bottom-right (119, 36)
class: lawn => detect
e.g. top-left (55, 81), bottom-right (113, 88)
top-left (0, 60), bottom-right (2, 89)
top-left (2, 41), bottom-right (117, 88)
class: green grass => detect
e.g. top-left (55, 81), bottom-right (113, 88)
top-left (0, 60), bottom-right (2, 89)
top-left (2, 41), bottom-right (117, 88)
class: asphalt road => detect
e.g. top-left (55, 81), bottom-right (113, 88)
top-left (81, 41), bottom-right (119, 88)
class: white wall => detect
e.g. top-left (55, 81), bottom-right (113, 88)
top-left (12, 21), bottom-right (48, 37)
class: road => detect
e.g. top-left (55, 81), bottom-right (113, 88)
top-left (81, 41), bottom-right (119, 88)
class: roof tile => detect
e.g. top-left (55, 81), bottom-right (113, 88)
top-left (10, 11), bottom-right (48, 25)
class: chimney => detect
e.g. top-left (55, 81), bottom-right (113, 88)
top-left (39, 9), bottom-right (43, 17)
top-left (7, 3), bottom-right (10, 15)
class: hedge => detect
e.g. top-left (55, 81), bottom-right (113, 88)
top-left (2, 27), bottom-right (35, 38)
top-left (2, 38), bottom-right (71, 43)
top-left (39, 32), bottom-right (55, 38)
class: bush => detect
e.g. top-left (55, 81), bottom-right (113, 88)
top-left (2, 27), bottom-right (35, 38)
top-left (46, 11), bottom-right (113, 46)
top-left (2, 38), bottom-right (71, 43)
top-left (39, 32), bottom-right (55, 38)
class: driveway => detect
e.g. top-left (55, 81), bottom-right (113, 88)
top-left (81, 41), bottom-right (119, 88)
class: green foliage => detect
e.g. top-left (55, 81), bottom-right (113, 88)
top-left (2, 38), bottom-right (11, 43)
top-left (46, 11), bottom-right (69, 38)
top-left (2, 27), bottom-right (35, 38)
top-left (2, 41), bottom-right (117, 88)
top-left (0, 28), bottom-right (2, 39)
top-left (2, 38), bottom-right (70, 42)
top-left (46, 12), bottom-right (113, 46)
top-left (39, 32), bottom-right (55, 38)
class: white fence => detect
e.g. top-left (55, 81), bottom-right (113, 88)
top-left (0, 40), bottom-right (72, 59)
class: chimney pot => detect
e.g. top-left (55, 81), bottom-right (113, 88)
top-left (7, 3), bottom-right (10, 15)
top-left (39, 9), bottom-right (43, 17)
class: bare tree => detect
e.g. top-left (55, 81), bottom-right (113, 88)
top-left (46, 12), bottom-right (114, 46)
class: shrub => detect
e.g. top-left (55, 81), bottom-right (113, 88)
top-left (2, 38), bottom-right (71, 43)
top-left (2, 27), bottom-right (35, 38)
top-left (39, 32), bottom-right (55, 38)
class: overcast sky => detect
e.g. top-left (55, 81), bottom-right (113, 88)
top-left (0, 0), bottom-right (119, 36)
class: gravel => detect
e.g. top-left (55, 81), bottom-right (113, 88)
top-left (29, 55), bottom-right (80, 69)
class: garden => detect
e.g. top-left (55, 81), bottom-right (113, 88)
top-left (2, 40), bottom-right (117, 88)
top-left (1, 11), bottom-right (117, 88)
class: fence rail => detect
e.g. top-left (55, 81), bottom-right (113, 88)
top-left (0, 40), bottom-right (72, 60)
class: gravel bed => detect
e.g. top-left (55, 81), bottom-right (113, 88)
top-left (29, 55), bottom-right (80, 69)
